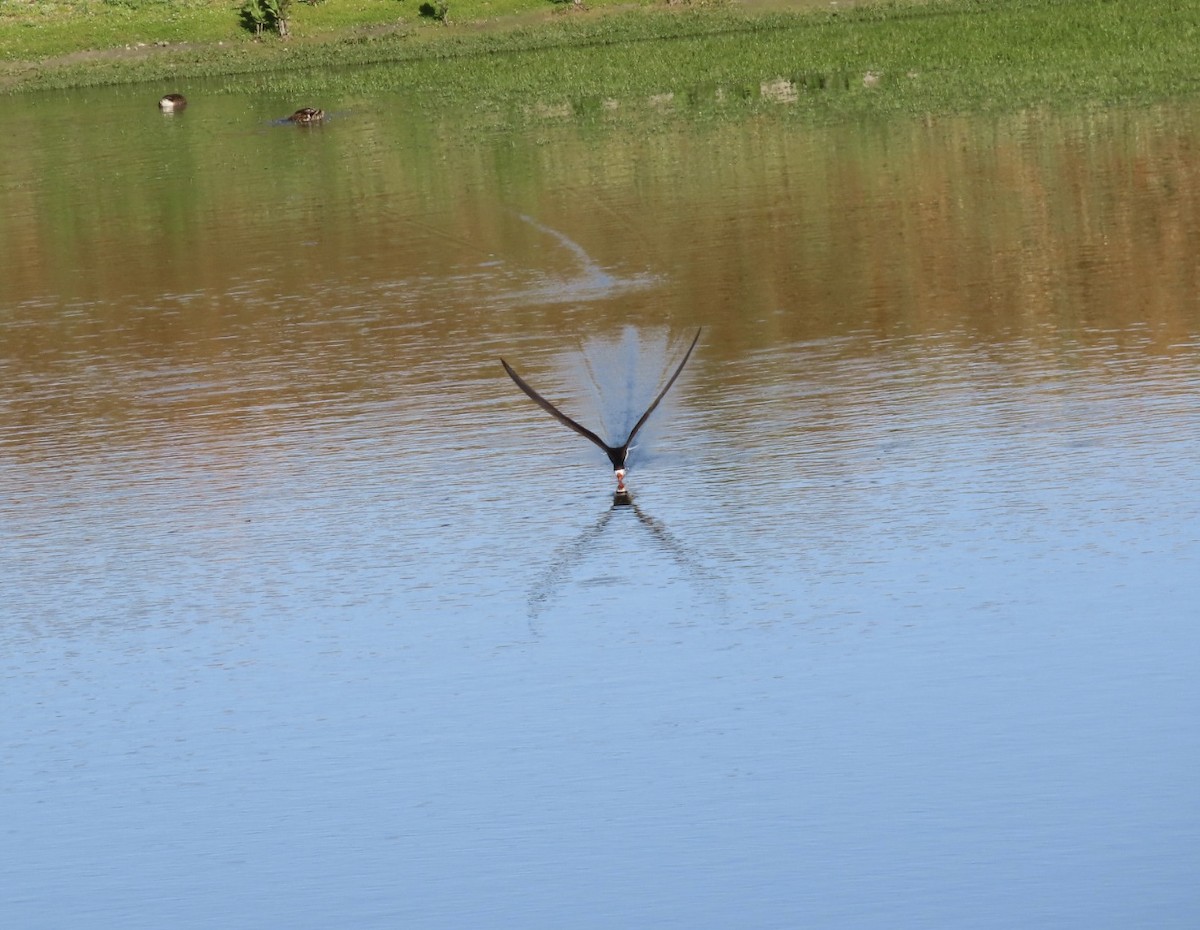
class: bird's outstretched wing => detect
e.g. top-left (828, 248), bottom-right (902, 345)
top-left (501, 358), bottom-right (615, 455)
top-left (620, 328), bottom-right (702, 449)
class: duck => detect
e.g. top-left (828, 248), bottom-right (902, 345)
top-left (158, 93), bottom-right (187, 112)
top-left (287, 108), bottom-right (325, 124)
top-left (501, 328), bottom-right (701, 495)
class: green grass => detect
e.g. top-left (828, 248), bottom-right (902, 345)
top-left (2, 0), bottom-right (1199, 122)
top-left (0, 1), bottom-right (235, 59)
top-left (0, 0), bottom-right (652, 60)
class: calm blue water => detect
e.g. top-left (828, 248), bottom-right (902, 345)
top-left (1, 79), bottom-right (1198, 928)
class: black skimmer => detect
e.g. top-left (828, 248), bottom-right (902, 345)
top-left (501, 328), bottom-right (701, 495)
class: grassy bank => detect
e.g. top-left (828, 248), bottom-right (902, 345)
top-left (2, 0), bottom-right (1199, 120)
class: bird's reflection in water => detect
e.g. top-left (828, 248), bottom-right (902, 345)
top-left (527, 494), bottom-right (723, 626)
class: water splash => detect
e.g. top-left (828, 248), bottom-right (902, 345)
top-left (564, 326), bottom-right (687, 459)
top-left (499, 215), bottom-right (661, 305)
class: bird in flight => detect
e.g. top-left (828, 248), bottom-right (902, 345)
top-left (501, 328), bottom-right (701, 496)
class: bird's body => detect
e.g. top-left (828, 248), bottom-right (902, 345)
top-left (158, 94), bottom-right (187, 112)
top-left (501, 328), bottom-right (701, 493)
top-left (287, 108), bottom-right (325, 124)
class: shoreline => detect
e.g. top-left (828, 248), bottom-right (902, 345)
top-left (3, 0), bottom-right (1198, 120)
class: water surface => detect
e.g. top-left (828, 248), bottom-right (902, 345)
top-left (2, 85), bottom-right (1199, 928)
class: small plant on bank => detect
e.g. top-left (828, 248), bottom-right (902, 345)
top-left (418, 1), bottom-right (450, 24)
top-left (241, 0), bottom-right (294, 38)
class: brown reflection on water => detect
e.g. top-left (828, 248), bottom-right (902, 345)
top-left (626, 105), bottom-right (1200, 355)
top-left (2, 92), bottom-right (1199, 467)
